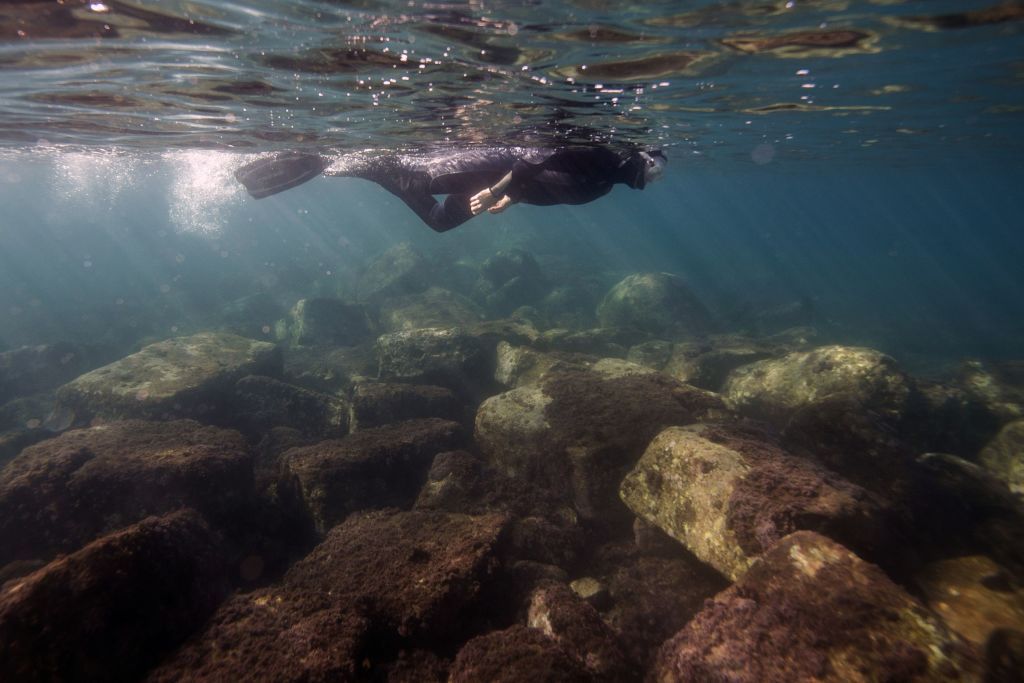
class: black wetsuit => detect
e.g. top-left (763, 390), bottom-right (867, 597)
top-left (337, 146), bottom-right (650, 232)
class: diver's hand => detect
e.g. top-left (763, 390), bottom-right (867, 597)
top-left (488, 195), bottom-right (514, 214)
top-left (470, 187), bottom-right (498, 215)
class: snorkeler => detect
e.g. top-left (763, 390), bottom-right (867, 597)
top-left (234, 146), bottom-right (667, 232)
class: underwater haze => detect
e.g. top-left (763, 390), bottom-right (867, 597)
top-left (1, 1), bottom-right (1024, 682)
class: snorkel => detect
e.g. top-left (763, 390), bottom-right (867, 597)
top-left (640, 150), bottom-right (667, 185)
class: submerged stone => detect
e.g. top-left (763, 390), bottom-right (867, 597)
top-left (653, 531), bottom-right (976, 682)
top-left (0, 419), bottom-right (252, 567)
top-left (620, 423), bottom-right (891, 581)
top-left (379, 286), bottom-right (483, 332)
top-left (349, 381), bottom-right (459, 431)
top-left (149, 509), bottom-right (507, 682)
top-left (282, 418), bottom-right (463, 533)
top-left (723, 344), bottom-right (912, 424)
top-left (376, 327), bottom-right (489, 396)
top-left (596, 272), bottom-right (713, 337)
top-left (55, 332), bottom-right (281, 422)
top-left (475, 364), bottom-right (726, 525)
top-left (232, 374), bottom-right (349, 437)
top-left (356, 242), bottom-right (433, 301)
top-left (0, 342), bottom-right (89, 404)
top-left (0, 510), bottom-right (226, 683)
top-left (280, 297), bottom-right (374, 347)
top-left (449, 625), bottom-right (591, 683)
top-left (979, 419), bottom-right (1024, 496)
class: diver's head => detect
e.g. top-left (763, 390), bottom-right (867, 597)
top-left (623, 149), bottom-right (667, 188)
top-left (640, 150), bottom-right (667, 185)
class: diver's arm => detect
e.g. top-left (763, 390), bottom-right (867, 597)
top-left (470, 170), bottom-right (513, 214)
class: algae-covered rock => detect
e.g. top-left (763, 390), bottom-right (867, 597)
top-left (232, 374), bottom-right (349, 437)
top-left (350, 381), bottom-right (459, 431)
top-left (494, 342), bottom-right (595, 388)
top-left (0, 510), bottom-right (226, 683)
top-left (662, 335), bottom-right (775, 392)
top-left (376, 327), bottom-right (489, 396)
top-left (55, 332), bottom-right (281, 422)
top-left (356, 242), bottom-right (432, 301)
top-left (450, 625), bottom-right (591, 683)
top-left (148, 509), bottom-right (507, 682)
top-left (282, 418), bottom-right (463, 533)
top-left (979, 419), bottom-right (1024, 496)
top-left (915, 555), bottom-right (1024, 649)
top-left (282, 343), bottom-right (377, 394)
top-left (0, 419), bottom-right (252, 567)
top-left (653, 531), bottom-right (977, 682)
top-left (723, 344), bottom-right (912, 424)
top-left (538, 326), bottom-right (647, 358)
top-left (280, 298), bottom-right (374, 347)
top-left (620, 423), bottom-right (891, 581)
top-left (596, 273), bottom-right (713, 337)
top-left (475, 365), bottom-right (726, 524)
top-left (379, 286), bottom-right (483, 332)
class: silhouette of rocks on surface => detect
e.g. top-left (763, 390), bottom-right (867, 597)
top-left (282, 418), bottom-right (464, 534)
top-left (0, 510), bottom-right (226, 683)
top-left (621, 423), bottom-right (891, 581)
top-left (55, 332), bottom-right (281, 422)
top-left (653, 531), bottom-right (977, 682)
top-left (148, 509), bottom-right (507, 682)
top-left (0, 419), bottom-right (252, 567)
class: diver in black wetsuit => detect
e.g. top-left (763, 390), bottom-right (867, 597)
top-left (235, 146), bottom-right (667, 233)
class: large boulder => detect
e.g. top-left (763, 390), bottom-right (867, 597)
top-left (282, 343), bottom-right (377, 394)
top-left (55, 332), bottom-right (281, 423)
top-left (355, 242), bottom-right (432, 302)
top-left (148, 509), bottom-right (507, 682)
top-left (0, 419), bottom-right (252, 567)
top-left (620, 423), bottom-right (892, 581)
top-left (449, 625), bottom-right (592, 683)
top-left (231, 375), bottom-right (349, 437)
top-left (281, 418), bottom-right (464, 533)
top-left (652, 531), bottom-right (976, 682)
top-left (659, 335), bottom-right (776, 392)
top-left (723, 344), bottom-right (912, 424)
top-left (979, 419), bottom-right (1024, 496)
top-left (596, 273), bottom-right (713, 337)
top-left (0, 510), bottom-right (226, 683)
top-left (349, 381), bottom-right (460, 431)
top-left (376, 327), bottom-right (490, 396)
top-left (475, 364), bottom-right (726, 524)
top-left (379, 287), bottom-right (483, 332)
top-left (278, 298), bottom-right (374, 347)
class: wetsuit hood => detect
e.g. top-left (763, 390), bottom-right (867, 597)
top-left (619, 150), bottom-right (666, 189)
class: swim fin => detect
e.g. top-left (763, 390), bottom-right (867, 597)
top-left (235, 151), bottom-right (328, 199)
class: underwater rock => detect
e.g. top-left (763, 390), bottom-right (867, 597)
top-left (723, 344), bottom-right (912, 425)
top-left (527, 582), bottom-right (638, 681)
top-left (620, 423), bottom-right (892, 581)
top-left (596, 273), bottom-right (713, 338)
top-left (350, 381), bottom-right (460, 431)
top-left (0, 342), bottom-right (90, 404)
top-left (475, 364), bottom-right (726, 525)
top-left (149, 509), bottom-right (507, 682)
top-left (482, 276), bottom-right (551, 317)
top-left (282, 343), bottom-right (377, 394)
top-left (600, 548), bottom-right (730, 669)
top-left (0, 419), bottom-right (252, 568)
top-left (910, 453), bottom-right (1024, 578)
top-left (280, 297), bottom-right (374, 347)
top-left (915, 555), bottom-right (1024, 649)
top-left (494, 341), bottom-right (596, 388)
top-left (979, 419), bottom-right (1024, 496)
top-left (0, 510), bottom-right (226, 683)
top-left (282, 418), bottom-right (463, 534)
top-left (481, 248), bottom-right (546, 289)
top-left (476, 249), bottom-right (549, 318)
top-left (661, 335), bottom-right (776, 392)
top-left (55, 331), bottom-right (281, 423)
top-left (376, 327), bottom-right (490, 397)
top-left (449, 625), bottom-right (592, 683)
top-left (954, 358), bottom-right (1024, 424)
top-left (538, 326), bottom-right (648, 357)
top-left (356, 242), bottom-right (433, 301)
top-left (379, 286), bottom-right (484, 332)
top-left (232, 374), bottom-right (349, 437)
top-left (0, 428), bottom-right (50, 469)
top-left (909, 379), bottom-right (1005, 459)
top-left (538, 285), bottom-right (600, 330)
top-left (568, 577), bottom-right (610, 609)
top-left (414, 450), bottom-right (584, 570)
top-left (653, 531), bottom-right (976, 682)
top-left (625, 339), bottom-right (675, 371)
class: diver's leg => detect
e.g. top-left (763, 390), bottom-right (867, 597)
top-left (358, 168), bottom-right (475, 232)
